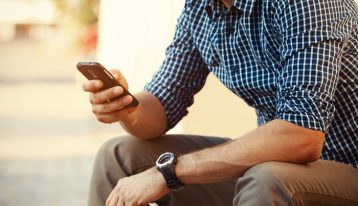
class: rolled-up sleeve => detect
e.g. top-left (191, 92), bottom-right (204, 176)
top-left (274, 0), bottom-right (357, 132)
top-left (144, 2), bottom-right (209, 130)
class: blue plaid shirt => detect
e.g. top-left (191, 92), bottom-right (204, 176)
top-left (145, 0), bottom-right (358, 167)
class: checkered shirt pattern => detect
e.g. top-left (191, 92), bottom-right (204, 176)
top-left (144, 0), bottom-right (358, 167)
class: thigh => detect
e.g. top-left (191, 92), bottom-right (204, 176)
top-left (108, 134), bottom-right (230, 173)
top-left (283, 160), bottom-right (358, 206)
top-left (235, 160), bottom-right (358, 206)
top-left (109, 134), bottom-right (236, 206)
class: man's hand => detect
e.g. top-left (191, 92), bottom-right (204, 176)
top-left (106, 168), bottom-right (169, 206)
top-left (81, 68), bottom-right (167, 139)
top-left (82, 69), bottom-right (139, 124)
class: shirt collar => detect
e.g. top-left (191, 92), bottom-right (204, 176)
top-left (203, 0), bottom-right (256, 15)
top-left (232, 0), bottom-right (256, 15)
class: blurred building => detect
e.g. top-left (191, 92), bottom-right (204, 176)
top-left (0, 0), bottom-right (58, 41)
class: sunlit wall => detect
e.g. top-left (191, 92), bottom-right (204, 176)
top-left (96, 1), bottom-right (260, 137)
top-left (97, 0), bottom-right (184, 90)
top-left (97, 0), bottom-right (185, 132)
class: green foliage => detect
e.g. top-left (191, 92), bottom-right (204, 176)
top-left (53, 0), bottom-right (99, 25)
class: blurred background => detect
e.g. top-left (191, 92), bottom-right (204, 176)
top-left (0, 0), bottom-right (258, 205)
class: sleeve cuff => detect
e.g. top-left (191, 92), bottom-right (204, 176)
top-left (144, 81), bottom-right (191, 130)
top-left (276, 89), bottom-right (335, 132)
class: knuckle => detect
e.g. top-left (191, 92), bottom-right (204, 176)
top-left (96, 116), bottom-right (106, 122)
top-left (83, 82), bottom-right (94, 91)
top-left (109, 68), bottom-right (120, 74)
top-left (82, 84), bottom-right (87, 91)
top-left (101, 104), bottom-right (109, 112)
top-left (106, 119), bottom-right (115, 124)
top-left (91, 93), bottom-right (100, 102)
top-left (116, 100), bottom-right (125, 108)
top-left (101, 93), bottom-right (112, 102)
top-left (97, 116), bottom-right (113, 124)
top-left (89, 97), bottom-right (95, 104)
top-left (106, 197), bottom-right (113, 206)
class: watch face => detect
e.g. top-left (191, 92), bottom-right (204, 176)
top-left (156, 152), bottom-right (175, 167)
top-left (158, 155), bottom-right (171, 164)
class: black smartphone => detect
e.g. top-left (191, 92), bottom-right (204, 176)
top-left (76, 62), bottom-right (139, 108)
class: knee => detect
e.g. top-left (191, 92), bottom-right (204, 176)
top-left (234, 162), bottom-right (291, 205)
top-left (237, 162), bottom-right (287, 191)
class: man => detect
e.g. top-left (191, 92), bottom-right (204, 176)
top-left (84, 0), bottom-right (358, 205)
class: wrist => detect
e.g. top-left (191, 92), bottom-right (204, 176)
top-left (175, 154), bottom-right (195, 184)
top-left (147, 167), bottom-right (170, 193)
top-left (156, 152), bottom-right (185, 191)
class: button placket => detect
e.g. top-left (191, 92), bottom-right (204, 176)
top-left (208, 17), bottom-right (221, 67)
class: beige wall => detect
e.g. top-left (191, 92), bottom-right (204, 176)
top-left (97, 0), bottom-right (184, 92)
top-left (182, 74), bottom-right (257, 138)
top-left (97, 0), bottom-right (257, 137)
top-left (97, 0), bottom-right (185, 133)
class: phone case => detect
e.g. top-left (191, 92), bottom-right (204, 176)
top-left (76, 62), bottom-right (139, 108)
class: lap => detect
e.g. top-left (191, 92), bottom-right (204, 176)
top-left (237, 160), bottom-right (358, 206)
top-left (103, 134), bottom-right (230, 174)
top-left (101, 134), bottom-right (236, 206)
top-left (99, 135), bottom-right (358, 206)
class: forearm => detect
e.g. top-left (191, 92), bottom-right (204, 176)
top-left (176, 119), bottom-right (324, 184)
top-left (120, 92), bottom-right (167, 139)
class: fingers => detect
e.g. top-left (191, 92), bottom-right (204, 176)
top-left (94, 105), bottom-right (137, 124)
top-left (82, 80), bottom-right (103, 92)
top-left (108, 191), bottom-right (137, 206)
top-left (107, 187), bottom-right (121, 206)
top-left (116, 197), bottom-right (124, 206)
top-left (110, 193), bottom-right (119, 206)
top-left (106, 190), bottom-right (118, 206)
top-left (109, 69), bottom-right (129, 90)
top-left (92, 95), bottom-right (133, 114)
top-left (89, 86), bottom-right (124, 104)
top-left (82, 68), bottom-right (128, 92)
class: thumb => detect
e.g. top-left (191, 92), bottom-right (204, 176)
top-left (109, 69), bottom-right (129, 90)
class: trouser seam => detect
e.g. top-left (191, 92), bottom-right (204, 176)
top-left (113, 145), bottom-right (130, 176)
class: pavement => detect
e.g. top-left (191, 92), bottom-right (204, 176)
top-left (0, 29), bottom-right (125, 206)
top-left (0, 81), bottom-right (127, 206)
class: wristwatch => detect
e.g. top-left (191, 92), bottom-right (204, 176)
top-left (156, 152), bottom-right (185, 191)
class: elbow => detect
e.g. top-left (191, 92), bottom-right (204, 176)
top-left (303, 145), bottom-right (322, 162)
top-left (300, 134), bottom-right (325, 163)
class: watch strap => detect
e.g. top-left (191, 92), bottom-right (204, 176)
top-left (156, 166), bottom-right (185, 190)
top-left (156, 153), bottom-right (185, 191)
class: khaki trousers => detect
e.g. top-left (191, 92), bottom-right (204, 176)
top-left (87, 135), bottom-right (358, 206)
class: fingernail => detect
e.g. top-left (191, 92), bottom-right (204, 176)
top-left (123, 96), bottom-right (132, 104)
top-left (114, 87), bottom-right (122, 95)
